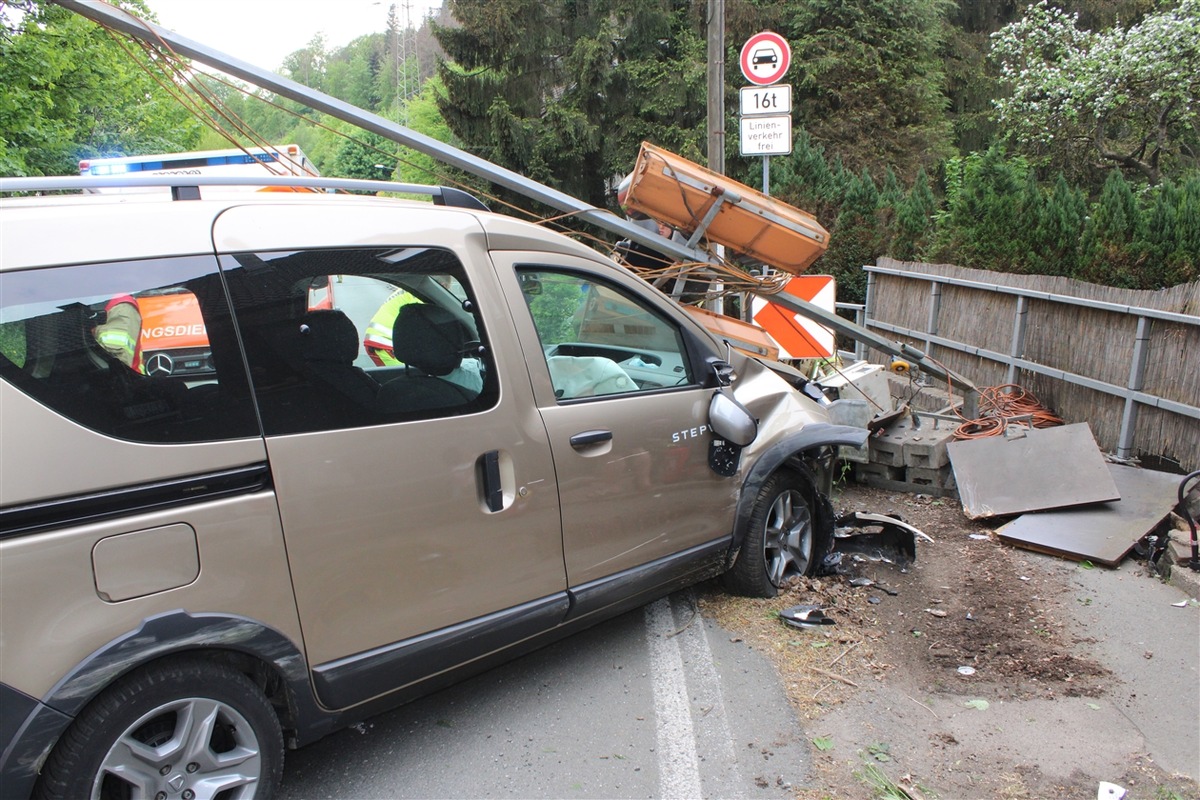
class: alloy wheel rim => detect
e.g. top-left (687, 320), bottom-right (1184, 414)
top-left (762, 489), bottom-right (813, 586)
top-left (92, 697), bottom-right (262, 800)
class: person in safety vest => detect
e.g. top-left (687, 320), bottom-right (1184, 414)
top-left (362, 289), bottom-right (420, 366)
top-left (93, 294), bottom-right (144, 373)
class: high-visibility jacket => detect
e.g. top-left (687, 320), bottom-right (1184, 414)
top-left (94, 294), bottom-right (143, 372)
top-left (362, 290), bottom-right (419, 366)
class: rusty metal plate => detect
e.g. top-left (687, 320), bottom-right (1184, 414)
top-left (947, 423), bottom-right (1120, 520)
top-left (996, 464), bottom-right (1182, 565)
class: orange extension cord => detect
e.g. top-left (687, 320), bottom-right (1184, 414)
top-left (915, 356), bottom-right (1065, 440)
top-left (952, 383), bottom-right (1065, 439)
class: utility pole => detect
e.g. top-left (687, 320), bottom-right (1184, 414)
top-left (706, 0), bottom-right (725, 313)
top-left (706, 0), bottom-right (725, 177)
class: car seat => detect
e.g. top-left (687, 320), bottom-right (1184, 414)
top-left (376, 304), bottom-right (474, 412)
top-left (296, 309), bottom-right (381, 410)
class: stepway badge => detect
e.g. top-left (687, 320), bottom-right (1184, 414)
top-left (739, 115), bottom-right (792, 156)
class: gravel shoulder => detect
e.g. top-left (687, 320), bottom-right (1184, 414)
top-left (699, 484), bottom-right (1200, 800)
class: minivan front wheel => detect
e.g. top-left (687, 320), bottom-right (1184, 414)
top-left (35, 658), bottom-right (283, 800)
top-left (724, 469), bottom-right (826, 598)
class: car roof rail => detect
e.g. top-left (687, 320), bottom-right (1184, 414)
top-left (0, 175), bottom-right (490, 211)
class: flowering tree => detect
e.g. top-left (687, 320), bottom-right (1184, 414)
top-left (990, 0), bottom-right (1200, 184)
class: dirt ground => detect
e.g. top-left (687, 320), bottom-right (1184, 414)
top-left (698, 483), bottom-right (1200, 800)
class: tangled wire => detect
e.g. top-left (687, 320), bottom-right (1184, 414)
top-left (952, 383), bottom-right (1064, 439)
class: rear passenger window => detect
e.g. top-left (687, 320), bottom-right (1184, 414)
top-left (220, 247), bottom-right (498, 435)
top-left (0, 257), bottom-right (258, 443)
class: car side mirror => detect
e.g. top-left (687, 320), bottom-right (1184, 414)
top-left (709, 388), bottom-right (757, 447)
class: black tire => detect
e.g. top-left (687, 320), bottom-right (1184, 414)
top-left (724, 469), bottom-right (827, 598)
top-left (35, 658), bottom-right (284, 800)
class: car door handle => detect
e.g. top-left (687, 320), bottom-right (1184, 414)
top-left (480, 450), bottom-right (503, 512)
top-left (570, 429), bottom-right (613, 448)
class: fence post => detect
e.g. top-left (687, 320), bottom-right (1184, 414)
top-left (1118, 315), bottom-right (1152, 460)
top-left (1007, 295), bottom-right (1029, 385)
top-left (854, 305), bottom-right (867, 361)
top-left (863, 268), bottom-right (876, 362)
top-left (926, 281), bottom-right (942, 356)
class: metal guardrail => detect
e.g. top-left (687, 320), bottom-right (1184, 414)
top-left (862, 265), bottom-right (1200, 460)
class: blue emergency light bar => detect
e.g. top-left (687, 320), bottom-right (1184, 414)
top-left (83, 152), bottom-right (283, 176)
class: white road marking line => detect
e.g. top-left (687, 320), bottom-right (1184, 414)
top-left (674, 590), bottom-right (745, 798)
top-left (645, 597), bottom-right (703, 799)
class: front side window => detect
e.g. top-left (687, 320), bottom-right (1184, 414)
top-left (220, 247), bottom-right (497, 435)
top-left (517, 269), bottom-right (694, 400)
top-left (0, 257), bottom-right (257, 443)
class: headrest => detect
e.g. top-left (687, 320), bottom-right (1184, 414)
top-left (392, 304), bottom-right (464, 377)
top-left (299, 310), bottom-right (360, 364)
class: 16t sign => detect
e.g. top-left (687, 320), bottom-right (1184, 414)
top-left (739, 31), bottom-right (791, 86)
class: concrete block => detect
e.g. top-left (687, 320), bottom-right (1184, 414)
top-left (855, 462), bottom-right (905, 482)
top-left (907, 465), bottom-right (956, 491)
top-left (868, 433), bottom-right (905, 467)
top-left (902, 431), bottom-right (952, 469)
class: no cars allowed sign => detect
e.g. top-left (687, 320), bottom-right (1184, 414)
top-left (739, 31), bottom-right (791, 86)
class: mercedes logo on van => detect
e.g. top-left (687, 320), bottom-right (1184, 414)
top-left (145, 352), bottom-right (174, 376)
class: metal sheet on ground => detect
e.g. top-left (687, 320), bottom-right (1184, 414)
top-left (996, 464), bottom-right (1181, 565)
top-left (947, 423), bottom-right (1120, 520)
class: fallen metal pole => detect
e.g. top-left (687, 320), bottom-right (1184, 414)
top-left (51, 0), bottom-right (977, 393)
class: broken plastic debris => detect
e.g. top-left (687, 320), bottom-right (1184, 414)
top-left (1171, 600), bottom-right (1190, 607)
top-left (780, 604), bottom-right (836, 629)
top-left (1096, 781), bottom-right (1126, 799)
top-left (849, 577), bottom-right (875, 587)
top-left (827, 512), bottom-right (927, 570)
top-left (1018, 575), bottom-right (1030, 581)
top-left (969, 533), bottom-right (990, 540)
top-left (957, 666), bottom-right (976, 676)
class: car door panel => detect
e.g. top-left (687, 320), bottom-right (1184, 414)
top-left (492, 253), bottom-right (738, 588)
top-left (212, 206), bottom-right (566, 687)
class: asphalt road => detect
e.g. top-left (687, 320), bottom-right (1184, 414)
top-left (277, 590), bottom-right (807, 799)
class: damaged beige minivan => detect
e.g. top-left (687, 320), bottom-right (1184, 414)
top-left (0, 176), bottom-right (866, 799)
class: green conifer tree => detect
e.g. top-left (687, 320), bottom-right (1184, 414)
top-left (891, 167), bottom-right (936, 261)
top-left (1081, 170), bottom-right (1143, 286)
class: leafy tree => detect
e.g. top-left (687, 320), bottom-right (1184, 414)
top-left (393, 76), bottom-right (473, 190)
top-left (991, 0), bottom-right (1200, 186)
top-left (326, 34), bottom-right (387, 113)
top-left (282, 34), bottom-right (329, 90)
top-left (0, 0), bottom-right (200, 176)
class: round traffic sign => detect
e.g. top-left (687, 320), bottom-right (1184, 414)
top-left (739, 31), bottom-right (791, 86)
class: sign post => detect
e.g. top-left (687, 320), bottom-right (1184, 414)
top-left (738, 32), bottom-right (791, 197)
